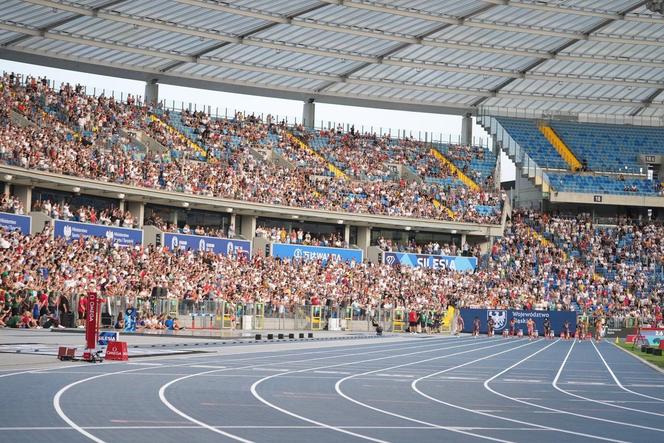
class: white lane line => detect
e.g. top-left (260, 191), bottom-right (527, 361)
top-left (126, 362), bottom-right (164, 366)
top-left (251, 338), bottom-right (504, 443)
top-left (189, 365), bottom-right (227, 369)
top-left (553, 340), bottom-right (664, 421)
top-left (164, 337), bottom-right (469, 443)
top-left (413, 340), bottom-right (630, 443)
top-left (0, 425), bottom-right (552, 431)
top-left (438, 376), bottom-right (478, 380)
top-left (503, 379), bottom-right (542, 383)
top-left (313, 370), bottom-right (351, 375)
top-left (54, 337), bottom-right (454, 443)
top-left (484, 340), bottom-right (662, 435)
top-left (592, 341), bottom-right (664, 402)
top-left (564, 381), bottom-right (607, 385)
top-left (333, 339), bottom-right (527, 443)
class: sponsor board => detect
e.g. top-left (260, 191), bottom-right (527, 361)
top-left (0, 212), bottom-right (31, 234)
top-left (271, 243), bottom-right (363, 263)
top-left (54, 220), bottom-right (143, 246)
top-left (459, 308), bottom-right (577, 336)
top-left (163, 232), bottom-right (250, 257)
top-left (383, 252), bottom-right (477, 271)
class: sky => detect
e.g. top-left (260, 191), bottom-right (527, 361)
top-left (1, 59), bottom-right (515, 181)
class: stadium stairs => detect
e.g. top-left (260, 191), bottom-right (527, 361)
top-left (478, 115), bottom-right (552, 195)
top-left (537, 122), bottom-right (582, 171)
top-left (286, 132), bottom-right (349, 179)
top-left (430, 148), bottom-right (480, 191)
top-left (148, 114), bottom-right (211, 162)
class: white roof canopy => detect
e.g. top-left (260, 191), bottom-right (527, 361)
top-left (1, 0), bottom-right (663, 118)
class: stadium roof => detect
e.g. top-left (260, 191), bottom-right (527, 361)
top-left (1, 0), bottom-right (663, 119)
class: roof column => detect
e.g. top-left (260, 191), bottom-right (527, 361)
top-left (145, 79), bottom-right (159, 106)
top-left (302, 98), bottom-right (315, 129)
top-left (461, 113), bottom-right (472, 146)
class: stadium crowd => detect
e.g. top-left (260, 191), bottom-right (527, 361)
top-left (33, 200), bottom-right (137, 228)
top-left (0, 73), bottom-right (502, 224)
top-left (1, 209), bottom-right (662, 329)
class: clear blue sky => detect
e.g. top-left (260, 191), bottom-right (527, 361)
top-left (1, 59), bottom-right (515, 181)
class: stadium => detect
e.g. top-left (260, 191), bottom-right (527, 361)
top-left (0, 1), bottom-right (663, 442)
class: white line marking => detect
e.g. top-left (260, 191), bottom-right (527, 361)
top-left (553, 340), bottom-right (664, 422)
top-left (333, 339), bottom-right (525, 443)
top-left (52, 337), bottom-right (452, 443)
top-left (503, 379), bottom-right (542, 383)
top-left (312, 370), bottom-right (351, 375)
top-left (0, 425), bottom-right (553, 431)
top-left (413, 340), bottom-right (629, 443)
top-left (189, 365), bottom-right (227, 369)
top-left (438, 376), bottom-right (478, 380)
top-left (252, 338), bottom-right (506, 443)
top-left (482, 340), bottom-right (662, 436)
top-left (592, 341), bottom-right (664, 402)
top-left (164, 337), bottom-right (464, 443)
top-left (126, 362), bottom-right (163, 366)
top-left (564, 381), bottom-right (607, 385)
top-left (251, 367), bottom-right (288, 372)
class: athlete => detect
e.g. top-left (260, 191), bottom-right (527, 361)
top-left (472, 316), bottom-right (481, 337)
top-left (576, 320), bottom-right (583, 340)
top-left (595, 316), bottom-right (603, 342)
top-left (543, 317), bottom-right (551, 339)
top-left (562, 319), bottom-right (571, 339)
top-left (509, 318), bottom-right (516, 337)
top-left (526, 318), bottom-right (535, 340)
top-left (487, 316), bottom-right (495, 337)
top-left (455, 314), bottom-right (464, 336)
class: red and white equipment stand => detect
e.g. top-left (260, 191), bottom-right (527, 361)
top-left (82, 292), bottom-right (104, 363)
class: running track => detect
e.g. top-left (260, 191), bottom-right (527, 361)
top-left (1, 336), bottom-right (663, 443)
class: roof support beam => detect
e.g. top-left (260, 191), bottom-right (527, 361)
top-left (630, 88), bottom-right (664, 117)
top-left (318, 0), bottom-right (659, 45)
top-left (20, 0), bottom-right (664, 73)
top-left (161, 2), bottom-right (330, 74)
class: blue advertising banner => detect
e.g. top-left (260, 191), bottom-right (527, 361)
top-left (54, 220), bottom-right (143, 246)
top-left (383, 252), bottom-right (477, 271)
top-left (459, 308), bottom-right (577, 336)
top-left (271, 243), bottom-right (363, 263)
top-left (0, 212), bottom-right (31, 234)
top-left (98, 331), bottom-right (119, 346)
top-left (163, 232), bottom-right (251, 257)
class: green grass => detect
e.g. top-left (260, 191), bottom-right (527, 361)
top-left (616, 340), bottom-right (664, 369)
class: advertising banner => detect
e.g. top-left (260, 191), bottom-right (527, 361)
top-left (638, 328), bottom-right (664, 346)
top-left (85, 293), bottom-right (99, 352)
top-left (383, 252), bottom-right (477, 271)
top-left (98, 331), bottom-right (119, 346)
top-left (54, 219), bottom-right (143, 246)
top-left (0, 212), bottom-right (31, 234)
top-left (271, 243), bottom-right (363, 263)
top-left (163, 232), bottom-right (250, 257)
top-left (458, 308), bottom-right (577, 336)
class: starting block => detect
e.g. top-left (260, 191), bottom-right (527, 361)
top-left (57, 347), bottom-right (76, 361)
top-left (502, 330), bottom-right (509, 337)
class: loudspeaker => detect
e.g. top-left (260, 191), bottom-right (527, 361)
top-left (278, 333), bottom-right (284, 339)
top-left (267, 333), bottom-right (274, 340)
top-left (101, 313), bottom-right (112, 328)
top-left (307, 333), bottom-right (314, 338)
top-left (288, 333), bottom-right (295, 339)
top-left (255, 334), bottom-right (262, 340)
top-left (299, 333), bottom-right (304, 339)
top-left (61, 312), bottom-right (75, 328)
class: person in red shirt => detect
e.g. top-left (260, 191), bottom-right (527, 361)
top-left (408, 309), bottom-right (418, 334)
top-left (77, 294), bottom-right (88, 328)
